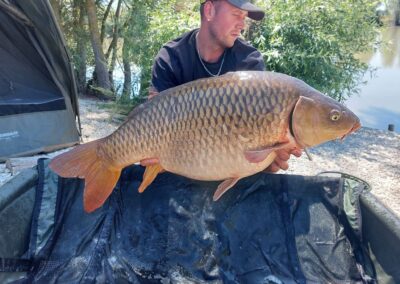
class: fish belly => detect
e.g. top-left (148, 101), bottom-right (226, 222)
top-left (159, 145), bottom-right (277, 181)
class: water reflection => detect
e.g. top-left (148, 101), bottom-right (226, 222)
top-left (345, 25), bottom-right (400, 133)
top-left (382, 26), bottom-right (400, 67)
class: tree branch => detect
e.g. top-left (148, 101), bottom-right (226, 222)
top-left (100, 0), bottom-right (114, 44)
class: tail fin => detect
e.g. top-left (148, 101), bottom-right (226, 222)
top-left (49, 139), bottom-right (121, 213)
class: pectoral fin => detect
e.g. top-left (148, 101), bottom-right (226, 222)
top-left (213, 178), bottom-right (240, 201)
top-left (244, 142), bottom-right (290, 163)
top-left (140, 158), bottom-right (160, 166)
top-left (138, 164), bottom-right (165, 193)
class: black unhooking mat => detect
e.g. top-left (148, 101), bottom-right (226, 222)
top-left (0, 159), bottom-right (376, 283)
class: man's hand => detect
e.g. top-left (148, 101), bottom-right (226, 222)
top-left (264, 149), bottom-right (302, 173)
top-left (148, 87), bottom-right (159, 99)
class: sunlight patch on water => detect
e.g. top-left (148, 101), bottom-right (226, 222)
top-left (345, 26), bottom-right (400, 133)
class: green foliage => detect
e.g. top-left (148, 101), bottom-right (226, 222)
top-left (56, 0), bottom-right (381, 105)
top-left (251, 0), bottom-right (380, 101)
top-left (123, 0), bottom-right (199, 99)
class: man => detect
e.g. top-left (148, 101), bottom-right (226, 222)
top-left (150, 0), bottom-right (301, 172)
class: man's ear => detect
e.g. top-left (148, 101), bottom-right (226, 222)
top-left (204, 1), bottom-right (215, 21)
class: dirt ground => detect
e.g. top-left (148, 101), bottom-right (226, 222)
top-left (287, 127), bottom-right (400, 217)
top-left (1, 97), bottom-right (399, 217)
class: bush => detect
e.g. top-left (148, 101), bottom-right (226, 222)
top-left (251, 0), bottom-right (380, 101)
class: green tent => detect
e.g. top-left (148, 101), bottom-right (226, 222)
top-left (0, 0), bottom-right (80, 161)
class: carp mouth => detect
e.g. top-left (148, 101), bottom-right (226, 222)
top-left (340, 120), bottom-right (361, 140)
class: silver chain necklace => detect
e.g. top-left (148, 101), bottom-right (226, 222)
top-left (195, 33), bottom-right (226, 77)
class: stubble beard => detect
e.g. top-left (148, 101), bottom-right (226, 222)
top-left (209, 25), bottom-right (234, 51)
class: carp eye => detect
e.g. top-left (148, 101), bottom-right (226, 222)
top-left (330, 110), bottom-right (341, 121)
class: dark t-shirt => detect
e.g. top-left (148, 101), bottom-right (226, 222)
top-left (151, 29), bottom-right (265, 93)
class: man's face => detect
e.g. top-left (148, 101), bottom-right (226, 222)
top-left (209, 0), bottom-right (248, 48)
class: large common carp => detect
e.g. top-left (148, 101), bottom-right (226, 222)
top-left (50, 71), bottom-right (360, 212)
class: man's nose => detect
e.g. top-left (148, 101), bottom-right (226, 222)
top-left (237, 18), bottom-right (246, 30)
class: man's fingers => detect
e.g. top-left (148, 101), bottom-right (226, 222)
top-left (148, 87), bottom-right (159, 99)
top-left (148, 92), bottom-right (157, 99)
top-left (278, 148), bottom-right (302, 158)
top-left (275, 158), bottom-right (289, 171)
top-left (264, 162), bottom-right (280, 173)
top-left (263, 148), bottom-right (303, 173)
top-left (276, 150), bottom-right (290, 161)
top-left (291, 149), bottom-right (302, 157)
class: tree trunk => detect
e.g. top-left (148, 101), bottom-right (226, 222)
top-left (49, 0), bottom-right (62, 29)
top-left (244, 21), bottom-right (256, 42)
top-left (105, 0), bottom-right (122, 61)
top-left (108, 0), bottom-right (123, 84)
top-left (100, 0), bottom-right (114, 44)
top-left (74, 0), bottom-right (87, 95)
top-left (121, 38), bottom-right (131, 102)
top-left (85, 0), bottom-right (111, 95)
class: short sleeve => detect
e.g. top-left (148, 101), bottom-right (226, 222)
top-left (150, 47), bottom-right (180, 93)
top-left (230, 38), bottom-right (266, 72)
top-left (239, 49), bottom-right (265, 71)
top-left (245, 50), bottom-right (265, 71)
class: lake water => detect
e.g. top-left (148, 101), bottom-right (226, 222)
top-left (345, 25), bottom-right (400, 133)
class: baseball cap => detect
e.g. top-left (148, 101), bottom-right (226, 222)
top-left (200, 0), bottom-right (265, 21)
